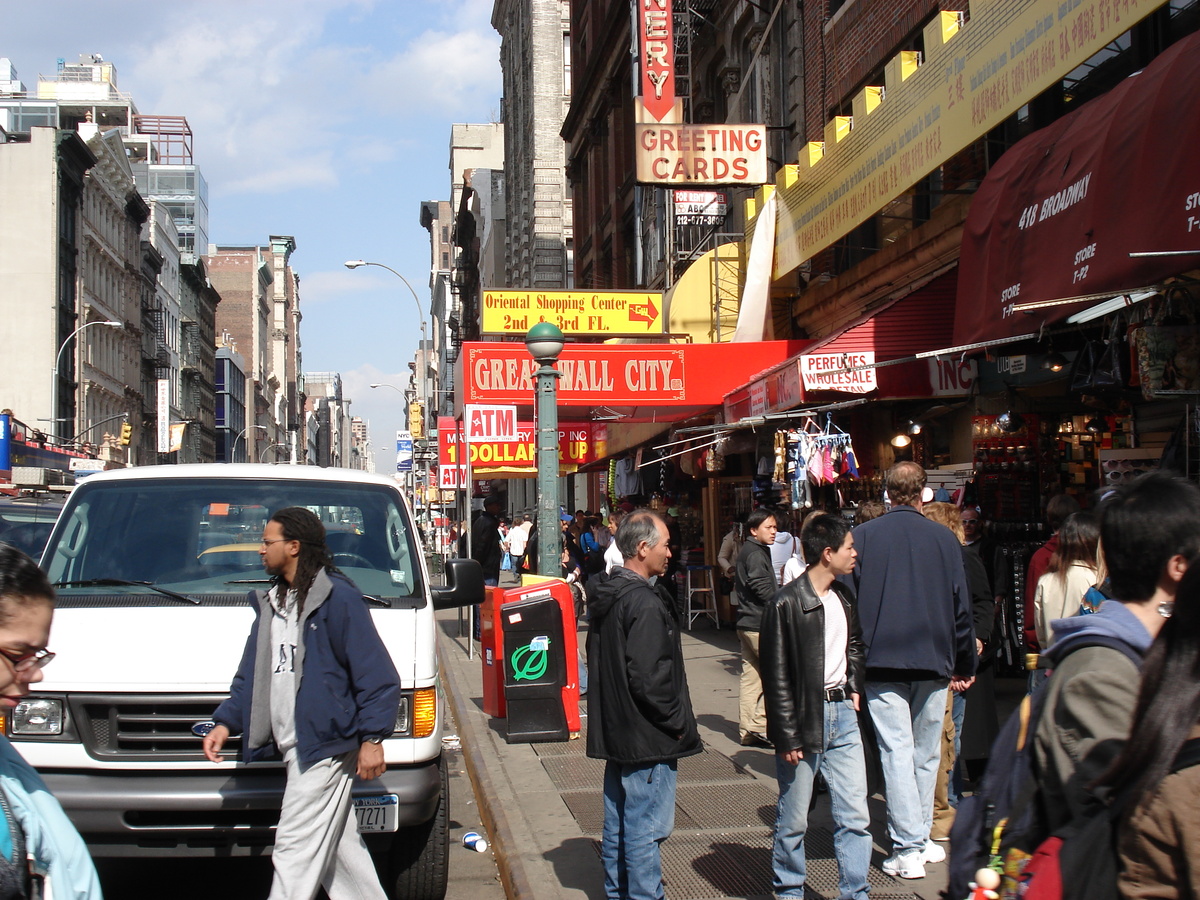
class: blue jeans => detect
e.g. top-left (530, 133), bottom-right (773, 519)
top-left (773, 699), bottom-right (871, 900)
top-left (601, 760), bottom-right (677, 900)
top-left (867, 679), bottom-right (949, 853)
top-left (949, 690), bottom-right (966, 806)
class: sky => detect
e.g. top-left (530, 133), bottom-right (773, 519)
top-left (5, 0), bottom-right (503, 470)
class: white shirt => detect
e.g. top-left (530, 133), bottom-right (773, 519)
top-left (781, 557), bottom-right (807, 585)
top-left (604, 541), bottom-right (623, 574)
top-left (820, 587), bottom-right (849, 691)
top-left (507, 524), bottom-right (528, 556)
top-left (770, 531), bottom-right (805, 585)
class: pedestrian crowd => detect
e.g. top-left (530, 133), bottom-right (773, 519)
top-left (584, 464), bottom-right (1200, 900)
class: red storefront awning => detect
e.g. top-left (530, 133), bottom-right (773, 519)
top-left (808, 269), bottom-right (960, 398)
top-left (459, 339), bottom-right (810, 424)
top-left (954, 30), bottom-right (1200, 347)
top-left (723, 270), bottom-right (971, 421)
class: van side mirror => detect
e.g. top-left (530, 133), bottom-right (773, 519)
top-left (431, 558), bottom-right (485, 610)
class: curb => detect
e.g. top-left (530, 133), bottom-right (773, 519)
top-left (438, 628), bottom-right (535, 900)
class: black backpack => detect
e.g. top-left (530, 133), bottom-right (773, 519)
top-left (946, 635), bottom-right (1142, 900)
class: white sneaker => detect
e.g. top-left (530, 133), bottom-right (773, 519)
top-left (921, 839), bottom-right (946, 864)
top-left (881, 849), bottom-right (926, 879)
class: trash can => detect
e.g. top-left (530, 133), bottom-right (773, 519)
top-left (501, 593), bottom-right (569, 743)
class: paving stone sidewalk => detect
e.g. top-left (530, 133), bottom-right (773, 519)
top-left (438, 607), bottom-right (959, 900)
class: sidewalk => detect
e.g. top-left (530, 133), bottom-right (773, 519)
top-left (438, 607), bottom-right (958, 900)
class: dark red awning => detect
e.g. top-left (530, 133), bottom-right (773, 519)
top-left (954, 30), bottom-right (1200, 347)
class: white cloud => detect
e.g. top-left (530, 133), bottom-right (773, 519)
top-left (116, 1), bottom-right (499, 197)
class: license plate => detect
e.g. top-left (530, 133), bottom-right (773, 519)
top-left (353, 794), bottom-right (399, 834)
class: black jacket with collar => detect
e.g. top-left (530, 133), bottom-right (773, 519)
top-left (734, 538), bottom-right (777, 632)
top-left (760, 572), bottom-right (866, 754)
top-left (584, 567), bottom-right (702, 765)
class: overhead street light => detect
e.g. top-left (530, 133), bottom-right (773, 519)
top-left (347, 260), bottom-right (431, 528)
top-left (525, 322), bottom-right (566, 577)
top-left (230, 424), bottom-right (268, 463)
top-left (51, 320), bottom-right (123, 443)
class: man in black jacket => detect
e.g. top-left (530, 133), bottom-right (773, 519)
top-left (586, 509), bottom-right (702, 900)
top-left (471, 494), bottom-right (504, 585)
top-left (761, 513), bottom-right (870, 900)
top-left (734, 507), bottom-right (778, 747)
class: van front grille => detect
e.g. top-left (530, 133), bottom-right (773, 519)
top-left (71, 694), bottom-right (242, 761)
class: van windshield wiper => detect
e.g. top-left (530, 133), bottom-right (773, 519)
top-left (52, 579), bottom-right (201, 605)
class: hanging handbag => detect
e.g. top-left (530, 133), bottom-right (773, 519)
top-left (1068, 340), bottom-right (1102, 393)
top-left (1090, 316), bottom-right (1129, 389)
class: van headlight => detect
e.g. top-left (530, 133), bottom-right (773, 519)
top-left (11, 698), bottom-right (64, 735)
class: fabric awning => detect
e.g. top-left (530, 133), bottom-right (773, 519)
top-left (954, 29), bottom-right (1200, 347)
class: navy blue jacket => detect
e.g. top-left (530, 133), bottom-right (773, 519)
top-left (849, 505), bottom-right (976, 679)
top-left (213, 569), bottom-right (401, 766)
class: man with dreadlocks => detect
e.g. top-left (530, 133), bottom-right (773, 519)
top-left (202, 506), bottom-right (400, 899)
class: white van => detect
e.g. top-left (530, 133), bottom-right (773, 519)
top-left (22, 465), bottom-right (481, 900)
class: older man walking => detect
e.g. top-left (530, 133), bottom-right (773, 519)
top-left (586, 509), bottom-right (702, 900)
top-left (851, 462), bottom-right (976, 879)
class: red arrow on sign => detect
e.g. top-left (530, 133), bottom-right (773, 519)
top-left (629, 298), bottom-right (659, 326)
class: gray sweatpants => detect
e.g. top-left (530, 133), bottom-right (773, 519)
top-left (267, 749), bottom-right (389, 900)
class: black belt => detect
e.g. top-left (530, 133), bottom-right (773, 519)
top-left (824, 686), bottom-right (848, 702)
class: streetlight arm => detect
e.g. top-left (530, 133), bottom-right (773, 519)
top-left (343, 261), bottom-right (427, 338)
top-left (51, 319), bottom-right (123, 443)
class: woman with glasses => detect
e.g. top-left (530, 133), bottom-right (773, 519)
top-left (0, 544), bottom-right (102, 898)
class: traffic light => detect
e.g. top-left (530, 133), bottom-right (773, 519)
top-left (119, 421), bottom-right (132, 446)
top-left (408, 402), bottom-right (424, 440)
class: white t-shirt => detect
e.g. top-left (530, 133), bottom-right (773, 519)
top-left (770, 531), bottom-right (805, 585)
top-left (604, 541), bottom-right (623, 574)
top-left (269, 586), bottom-right (300, 753)
top-left (820, 587), bottom-right (849, 691)
top-left (781, 557), bottom-right (807, 585)
top-left (507, 524), bottom-right (528, 556)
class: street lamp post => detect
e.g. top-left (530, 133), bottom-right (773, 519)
top-left (347, 259), bottom-right (430, 520)
top-left (525, 323), bottom-right (565, 578)
top-left (51, 320), bottom-right (123, 443)
top-left (260, 442), bottom-right (289, 463)
top-left (230, 424), bottom-right (267, 463)
top-left (370, 382), bottom-right (417, 499)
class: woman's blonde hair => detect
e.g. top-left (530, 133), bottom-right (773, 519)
top-left (922, 501), bottom-right (965, 544)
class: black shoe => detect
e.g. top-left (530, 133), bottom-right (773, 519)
top-left (740, 732), bottom-right (773, 749)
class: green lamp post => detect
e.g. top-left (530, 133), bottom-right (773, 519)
top-left (524, 322), bottom-right (566, 577)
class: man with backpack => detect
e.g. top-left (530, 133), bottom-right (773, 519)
top-left (1033, 472), bottom-right (1200, 832)
top-left (948, 472), bottom-right (1200, 898)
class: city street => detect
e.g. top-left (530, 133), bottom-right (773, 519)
top-left (93, 736), bottom-right (505, 899)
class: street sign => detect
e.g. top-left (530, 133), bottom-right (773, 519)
top-left (463, 404), bottom-right (518, 442)
top-left (68, 458), bottom-right (106, 472)
top-left (674, 190), bottom-right (729, 225)
top-left (395, 430), bottom-right (413, 473)
top-left (481, 290), bottom-right (664, 337)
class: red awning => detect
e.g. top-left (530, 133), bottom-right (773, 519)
top-left (458, 339), bottom-right (810, 424)
top-left (954, 30), bottom-right (1200, 347)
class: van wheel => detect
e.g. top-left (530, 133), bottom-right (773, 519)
top-left (370, 756), bottom-right (449, 900)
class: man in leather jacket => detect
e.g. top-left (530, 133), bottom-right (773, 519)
top-left (586, 509), bottom-right (702, 900)
top-left (761, 513), bottom-right (871, 900)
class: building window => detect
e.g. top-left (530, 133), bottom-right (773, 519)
top-left (563, 33), bottom-right (572, 95)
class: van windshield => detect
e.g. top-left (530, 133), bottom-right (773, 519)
top-left (43, 477), bottom-right (423, 606)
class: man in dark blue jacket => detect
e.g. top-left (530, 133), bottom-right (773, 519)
top-left (851, 462), bottom-right (976, 880)
top-left (203, 507), bottom-right (399, 900)
top-left (586, 509), bottom-right (702, 900)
